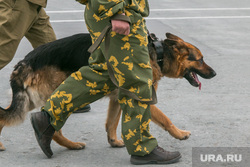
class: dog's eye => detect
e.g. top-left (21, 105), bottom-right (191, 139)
top-left (188, 54), bottom-right (204, 64)
top-left (188, 53), bottom-right (196, 61)
top-left (198, 58), bottom-right (204, 64)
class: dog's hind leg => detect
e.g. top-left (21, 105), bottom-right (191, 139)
top-left (106, 98), bottom-right (124, 147)
top-left (0, 124), bottom-right (5, 151)
top-left (150, 105), bottom-right (191, 140)
top-left (52, 130), bottom-right (86, 150)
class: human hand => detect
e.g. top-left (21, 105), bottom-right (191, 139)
top-left (111, 14), bottom-right (130, 36)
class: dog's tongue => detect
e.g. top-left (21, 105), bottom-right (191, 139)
top-left (192, 72), bottom-right (202, 90)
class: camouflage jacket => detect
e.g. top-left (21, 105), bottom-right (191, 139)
top-left (76, 0), bottom-right (149, 23)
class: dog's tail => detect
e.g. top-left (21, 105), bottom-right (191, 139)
top-left (0, 62), bottom-right (33, 126)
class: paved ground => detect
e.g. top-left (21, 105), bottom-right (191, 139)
top-left (0, 0), bottom-right (250, 166)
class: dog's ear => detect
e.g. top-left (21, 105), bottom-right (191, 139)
top-left (166, 33), bottom-right (184, 41)
top-left (164, 39), bottom-right (178, 47)
top-left (148, 33), bottom-right (158, 43)
top-left (150, 33), bottom-right (157, 39)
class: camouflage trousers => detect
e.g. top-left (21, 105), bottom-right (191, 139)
top-left (43, 6), bottom-right (158, 156)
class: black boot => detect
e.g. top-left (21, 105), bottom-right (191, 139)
top-left (130, 146), bottom-right (181, 165)
top-left (30, 111), bottom-right (55, 158)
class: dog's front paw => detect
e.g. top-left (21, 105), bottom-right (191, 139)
top-left (178, 130), bottom-right (191, 140)
top-left (109, 139), bottom-right (125, 147)
top-left (68, 142), bottom-right (86, 150)
top-left (168, 126), bottom-right (191, 140)
top-left (0, 142), bottom-right (6, 151)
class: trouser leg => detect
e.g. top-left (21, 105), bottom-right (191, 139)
top-left (0, 0), bottom-right (43, 69)
top-left (44, 58), bottom-right (116, 131)
top-left (25, 8), bottom-right (56, 48)
top-left (119, 97), bottom-right (158, 156)
top-left (105, 26), bottom-right (158, 156)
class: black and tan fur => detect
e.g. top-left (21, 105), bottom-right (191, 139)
top-left (0, 33), bottom-right (216, 151)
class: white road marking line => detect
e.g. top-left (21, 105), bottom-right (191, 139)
top-left (51, 19), bottom-right (85, 23)
top-left (50, 16), bottom-right (250, 23)
top-left (46, 8), bottom-right (250, 13)
top-left (146, 16), bottom-right (250, 20)
top-left (46, 10), bottom-right (84, 13)
top-left (150, 8), bottom-right (250, 11)
top-left (47, 7), bottom-right (250, 23)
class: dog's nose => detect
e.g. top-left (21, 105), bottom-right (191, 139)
top-left (210, 70), bottom-right (216, 77)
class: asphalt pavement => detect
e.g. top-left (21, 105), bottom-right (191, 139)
top-left (0, 0), bottom-right (250, 167)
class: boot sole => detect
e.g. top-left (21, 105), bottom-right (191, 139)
top-left (130, 154), bottom-right (181, 165)
top-left (31, 113), bottom-right (53, 158)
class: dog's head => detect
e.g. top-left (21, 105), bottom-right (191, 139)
top-left (161, 33), bottom-right (216, 89)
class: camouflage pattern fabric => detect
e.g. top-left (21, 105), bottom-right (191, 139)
top-left (44, 0), bottom-right (158, 156)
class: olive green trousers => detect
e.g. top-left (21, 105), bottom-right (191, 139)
top-left (0, 0), bottom-right (56, 69)
top-left (43, 5), bottom-right (158, 156)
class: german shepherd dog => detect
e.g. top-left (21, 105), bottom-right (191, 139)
top-left (0, 33), bottom-right (216, 151)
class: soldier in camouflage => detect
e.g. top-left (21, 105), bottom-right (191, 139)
top-left (31, 0), bottom-right (181, 164)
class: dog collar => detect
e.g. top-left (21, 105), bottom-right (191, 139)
top-left (148, 33), bottom-right (164, 71)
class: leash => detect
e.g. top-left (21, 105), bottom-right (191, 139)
top-left (88, 15), bottom-right (157, 105)
top-left (148, 33), bottom-right (164, 71)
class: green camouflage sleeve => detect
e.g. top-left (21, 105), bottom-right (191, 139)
top-left (90, 0), bottom-right (126, 19)
top-left (76, 0), bottom-right (88, 5)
